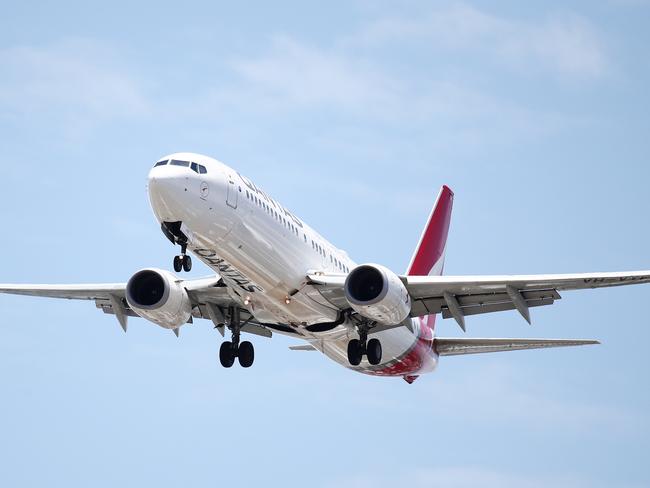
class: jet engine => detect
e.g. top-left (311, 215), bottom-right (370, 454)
top-left (126, 268), bottom-right (192, 329)
top-left (344, 264), bottom-right (411, 325)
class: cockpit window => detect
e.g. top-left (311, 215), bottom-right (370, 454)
top-left (191, 162), bottom-right (199, 173)
top-left (154, 160), bottom-right (168, 167)
top-left (170, 159), bottom-right (190, 167)
top-left (199, 165), bottom-right (207, 174)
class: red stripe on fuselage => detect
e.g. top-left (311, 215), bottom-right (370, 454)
top-left (366, 317), bottom-right (437, 378)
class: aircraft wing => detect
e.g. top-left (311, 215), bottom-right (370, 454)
top-left (0, 277), bottom-right (274, 337)
top-left (0, 276), bottom-right (222, 300)
top-left (308, 270), bottom-right (650, 330)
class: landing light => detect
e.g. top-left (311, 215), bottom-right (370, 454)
top-left (244, 297), bottom-right (251, 306)
top-left (285, 296), bottom-right (291, 305)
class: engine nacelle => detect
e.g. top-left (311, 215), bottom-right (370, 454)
top-left (126, 268), bottom-right (192, 329)
top-left (344, 264), bottom-right (411, 325)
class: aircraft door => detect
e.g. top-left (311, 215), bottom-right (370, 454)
top-left (226, 175), bottom-right (238, 209)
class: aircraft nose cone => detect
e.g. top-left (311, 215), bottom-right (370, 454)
top-left (148, 166), bottom-right (192, 222)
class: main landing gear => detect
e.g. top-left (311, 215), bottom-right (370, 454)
top-left (218, 307), bottom-right (255, 368)
top-left (347, 327), bottom-right (382, 366)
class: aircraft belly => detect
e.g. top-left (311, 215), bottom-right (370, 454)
top-left (314, 323), bottom-right (438, 377)
top-left (186, 214), bottom-right (338, 326)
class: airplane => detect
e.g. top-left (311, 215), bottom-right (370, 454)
top-left (1, 152), bottom-right (649, 384)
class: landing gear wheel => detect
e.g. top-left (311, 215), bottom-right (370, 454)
top-left (173, 255), bottom-right (183, 273)
top-left (219, 341), bottom-right (235, 368)
top-left (347, 339), bottom-right (363, 366)
top-left (182, 255), bottom-right (192, 272)
top-left (366, 338), bottom-right (382, 366)
top-left (238, 341), bottom-right (255, 368)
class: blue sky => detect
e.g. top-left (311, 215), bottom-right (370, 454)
top-left (1, 1), bottom-right (649, 486)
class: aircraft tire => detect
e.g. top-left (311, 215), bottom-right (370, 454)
top-left (219, 341), bottom-right (235, 368)
top-left (238, 341), bottom-right (255, 368)
top-left (367, 338), bottom-right (382, 366)
top-left (347, 339), bottom-right (362, 366)
top-left (182, 255), bottom-right (192, 272)
top-left (173, 256), bottom-right (183, 273)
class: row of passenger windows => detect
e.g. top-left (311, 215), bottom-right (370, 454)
top-left (154, 159), bottom-right (208, 174)
top-left (243, 188), bottom-right (350, 273)
top-left (245, 189), bottom-right (301, 237)
top-left (312, 238), bottom-right (349, 272)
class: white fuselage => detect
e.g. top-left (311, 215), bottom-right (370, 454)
top-left (148, 153), bottom-right (438, 377)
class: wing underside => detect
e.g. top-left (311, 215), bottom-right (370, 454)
top-left (0, 278), bottom-right (279, 338)
top-left (308, 270), bottom-right (650, 330)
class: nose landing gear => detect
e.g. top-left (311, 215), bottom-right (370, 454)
top-left (162, 222), bottom-right (192, 273)
top-left (173, 243), bottom-right (192, 273)
top-left (347, 328), bottom-right (382, 366)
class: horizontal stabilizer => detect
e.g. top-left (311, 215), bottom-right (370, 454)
top-left (289, 345), bottom-right (317, 351)
top-left (435, 338), bottom-right (599, 356)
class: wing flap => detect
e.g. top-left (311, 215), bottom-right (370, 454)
top-left (435, 337), bottom-right (599, 356)
top-left (411, 289), bottom-right (561, 317)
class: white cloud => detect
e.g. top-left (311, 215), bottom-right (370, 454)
top-left (223, 33), bottom-right (581, 157)
top-left (0, 5), bottom-right (608, 150)
top-left (353, 5), bottom-right (608, 79)
top-left (232, 35), bottom-right (401, 116)
top-left (0, 39), bottom-right (148, 128)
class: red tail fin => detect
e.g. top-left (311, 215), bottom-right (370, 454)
top-left (406, 185), bottom-right (454, 277)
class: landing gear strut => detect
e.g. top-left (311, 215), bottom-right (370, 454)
top-left (161, 222), bottom-right (192, 273)
top-left (218, 307), bottom-right (255, 368)
top-left (173, 242), bottom-right (192, 273)
top-left (347, 327), bottom-right (382, 366)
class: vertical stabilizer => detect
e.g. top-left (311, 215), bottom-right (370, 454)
top-left (406, 185), bottom-right (454, 277)
top-left (402, 186), bottom-right (454, 383)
